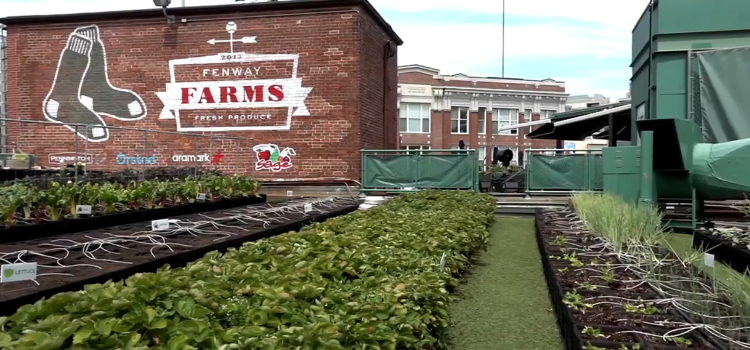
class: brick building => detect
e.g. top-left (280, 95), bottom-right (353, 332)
top-left (0, 0), bottom-right (400, 181)
top-left (398, 65), bottom-right (568, 166)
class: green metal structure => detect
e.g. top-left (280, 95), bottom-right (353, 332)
top-left (360, 149), bottom-right (479, 193)
top-left (605, 0), bottom-right (750, 228)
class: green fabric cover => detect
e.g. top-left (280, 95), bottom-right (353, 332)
top-left (527, 154), bottom-right (603, 191)
top-left (695, 47), bottom-right (750, 143)
top-left (363, 154), bottom-right (475, 189)
top-left (692, 139), bottom-right (750, 199)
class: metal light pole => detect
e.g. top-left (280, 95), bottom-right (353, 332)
top-left (502, 0), bottom-right (505, 78)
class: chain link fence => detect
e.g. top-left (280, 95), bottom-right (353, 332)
top-left (1, 118), bottom-right (255, 184)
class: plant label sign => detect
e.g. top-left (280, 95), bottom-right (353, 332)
top-left (303, 203), bottom-right (313, 213)
top-left (76, 205), bottom-right (92, 215)
top-left (1, 263), bottom-right (37, 283)
top-left (704, 253), bottom-right (715, 268)
top-left (152, 219), bottom-right (171, 232)
top-left (197, 193), bottom-right (207, 202)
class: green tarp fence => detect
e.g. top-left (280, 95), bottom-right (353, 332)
top-left (526, 154), bottom-right (603, 191)
top-left (694, 47), bottom-right (750, 143)
top-left (362, 151), bottom-right (477, 191)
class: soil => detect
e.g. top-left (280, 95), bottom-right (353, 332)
top-left (538, 209), bottom-right (723, 350)
top-left (0, 197), bottom-right (360, 314)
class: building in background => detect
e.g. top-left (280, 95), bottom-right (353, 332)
top-left (566, 92), bottom-right (631, 111)
top-left (564, 93), bottom-right (632, 151)
top-left (397, 65), bottom-right (568, 166)
top-left (0, 0), bottom-right (400, 181)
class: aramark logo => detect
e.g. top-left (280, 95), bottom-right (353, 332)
top-left (172, 151), bottom-right (224, 164)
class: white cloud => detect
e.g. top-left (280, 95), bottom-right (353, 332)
top-left (2, 0), bottom-right (224, 17)
top-left (370, 0), bottom-right (650, 29)
top-left (2, 0), bottom-right (640, 96)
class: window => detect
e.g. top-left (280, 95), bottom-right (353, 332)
top-left (400, 145), bottom-right (430, 150)
top-left (477, 146), bottom-right (486, 165)
top-left (451, 107), bottom-right (469, 134)
top-left (399, 103), bottom-right (431, 133)
top-left (400, 145), bottom-right (430, 154)
top-left (492, 108), bottom-right (518, 135)
top-left (478, 109), bottom-right (486, 134)
top-left (586, 102), bottom-right (600, 108)
top-left (540, 110), bottom-right (555, 120)
top-left (524, 109), bottom-right (533, 138)
top-left (508, 146), bottom-right (519, 166)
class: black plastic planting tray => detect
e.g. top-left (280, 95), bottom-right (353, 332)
top-left (534, 211), bottom-right (584, 350)
top-left (692, 230), bottom-right (750, 274)
top-left (0, 195), bottom-right (267, 244)
top-left (0, 199), bottom-right (359, 314)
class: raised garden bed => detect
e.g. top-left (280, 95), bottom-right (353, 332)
top-left (0, 191), bottom-right (496, 350)
top-left (536, 208), bottom-right (724, 350)
top-left (0, 195), bottom-right (266, 244)
top-left (692, 228), bottom-right (750, 274)
top-left (0, 197), bottom-right (360, 315)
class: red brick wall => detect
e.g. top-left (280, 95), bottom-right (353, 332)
top-left (4, 6), bottom-right (397, 181)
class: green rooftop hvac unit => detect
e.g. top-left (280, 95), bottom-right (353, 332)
top-left (605, 0), bottom-right (750, 228)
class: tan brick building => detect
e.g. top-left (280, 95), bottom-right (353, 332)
top-left (397, 65), bottom-right (568, 166)
top-left (0, 0), bottom-right (400, 181)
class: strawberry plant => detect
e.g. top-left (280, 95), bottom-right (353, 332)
top-left (0, 191), bottom-right (495, 349)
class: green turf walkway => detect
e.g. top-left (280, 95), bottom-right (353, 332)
top-left (447, 216), bottom-right (563, 350)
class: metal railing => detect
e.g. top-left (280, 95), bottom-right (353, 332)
top-left (524, 148), bottom-right (603, 195)
top-left (361, 149), bottom-right (479, 193)
top-left (1, 118), bottom-right (255, 181)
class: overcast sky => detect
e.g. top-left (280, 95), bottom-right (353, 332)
top-left (3, 0), bottom-right (651, 98)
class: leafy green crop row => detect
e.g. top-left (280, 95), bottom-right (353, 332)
top-left (0, 191), bottom-right (495, 350)
top-left (0, 175), bottom-right (260, 226)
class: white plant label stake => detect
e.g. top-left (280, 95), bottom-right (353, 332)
top-left (197, 193), bottom-right (207, 202)
top-left (152, 219), bottom-right (170, 231)
top-left (76, 205), bottom-right (92, 215)
top-left (440, 252), bottom-right (447, 272)
top-left (704, 253), bottom-right (717, 290)
top-left (703, 253), bottom-right (715, 268)
top-left (303, 203), bottom-right (313, 213)
top-left (1, 263), bottom-right (37, 283)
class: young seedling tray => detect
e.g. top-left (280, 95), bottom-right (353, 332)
top-left (0, 198), bottom-right (360, 315)
top-left (0, 195), bottom-right (267, 244)
top-left (692, 230), bottom-right (750, 274)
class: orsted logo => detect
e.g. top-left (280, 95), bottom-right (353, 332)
top-left (172, 151), bottom-right (224, 164)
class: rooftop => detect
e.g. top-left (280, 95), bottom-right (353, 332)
top-left (0, 0), bottom-right (402, 45)
top-left (398, 64), bottom-right (564, 85)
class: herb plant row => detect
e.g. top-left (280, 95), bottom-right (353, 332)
top-left (0, 174), bottom-right (260, 227)
top-left (0, 191), bottom-right (496, 350)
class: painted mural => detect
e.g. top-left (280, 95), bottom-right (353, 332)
top-left (156, 22), bottom-right (313, 132)
top-left (43, 25), bottom-right (147, 142)
top-left (253, 144), bottom-right (295, 172)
